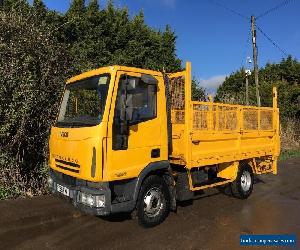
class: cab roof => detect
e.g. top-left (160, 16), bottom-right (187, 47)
top-left (66, 65), bottom-right (163, 84)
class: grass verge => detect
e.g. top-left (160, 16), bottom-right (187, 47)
top-left (0, 186), bottom-right (20, 200)
top-left (280, 149), bottom-right (300, 161)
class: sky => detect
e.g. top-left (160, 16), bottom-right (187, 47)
top-left (28, 0), bottom-right (300, 93)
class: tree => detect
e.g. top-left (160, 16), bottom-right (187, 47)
top-left (0, 0), bottom-right (183, 198)
top-left (215, 68), bottom-right (246, 104)
top-left (32, 0), bottom-right (47, 19)
top-left (215, 56), bottom-right (300, 119)
top-left (192, 79), bottom-right (207, 101)
top-left (66, 0), bottom-right (85, 17)
top-left (0, 10), bottom-right (71, 197)
top-left (2, 0), bottom-right (30, 12)
top-left (160, 25), bottom-right (181, 72)
top-left (86, 0), bottom-right (99, 16)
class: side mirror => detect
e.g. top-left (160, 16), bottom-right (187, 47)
top-left (126, 78), bottom-right (138, 91)
top-left (119, 89), bottom-right (129, 136)
top-left (119, 82), bottom-right (127, 123)
top-left (119, 78), bottom-right (135, 123)
top-left (125, 94), bottom-right (133, 121)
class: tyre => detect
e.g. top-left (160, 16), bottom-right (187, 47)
top-left (136, 175), bottom-right (170, 228)
top-left (217, 184), bottom-right (232, 196)
top-left (231, 162), bottom-right (254, 199)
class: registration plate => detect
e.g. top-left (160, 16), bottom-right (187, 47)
top-left (57, 184), bottom-right (70, 197)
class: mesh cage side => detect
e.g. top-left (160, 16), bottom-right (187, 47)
top-left (169, 76), bottom-right (185, 124)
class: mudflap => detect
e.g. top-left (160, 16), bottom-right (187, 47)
top-left (175, 172), bottom-right (194, 201)
top-left (163, 173), bottom-right (177, 212)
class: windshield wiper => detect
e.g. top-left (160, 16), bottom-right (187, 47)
top-left (56, 121), bottom-right (83, 128)
top-left (55, 121), bottom-right (98, 128)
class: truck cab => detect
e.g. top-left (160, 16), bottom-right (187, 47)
top-left (49, 65), bottom-right (171, 227)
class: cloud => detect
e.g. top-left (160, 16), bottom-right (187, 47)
top-left (199, 75), bottom-right (227, 95)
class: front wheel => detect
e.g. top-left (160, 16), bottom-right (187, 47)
top-left (231, 163), bottom-right (254, 199)
top-left (136, 175), bottom-right (171, 228)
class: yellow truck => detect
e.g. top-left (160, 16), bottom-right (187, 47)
top-left (48, 62), bottom-right (280, 227)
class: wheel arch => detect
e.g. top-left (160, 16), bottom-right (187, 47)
top-left (217, 160), bottom-right (254, 181)
top-left (132, 160), bottom-right (171, 202)
top-left (242, 158), bottom-right (256, 174)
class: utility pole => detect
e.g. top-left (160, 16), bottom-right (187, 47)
top-left (245, 69), bottom-right (251, 105)
top-left (245, 75), bottom-right (249, 105)
top-left (251, 15), bottom-right (261, 107)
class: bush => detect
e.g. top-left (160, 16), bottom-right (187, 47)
top-left (0, 10), bottom-right (71, 199)
top-left (0, 1), bottom-right (182, 200)
top-left (280, 118), bottom-right (300, 150)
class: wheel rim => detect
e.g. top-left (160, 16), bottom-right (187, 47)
top-left (143, 187), bottom-right (164, 218)
top-left (241, 171), bottom-right (252, 192)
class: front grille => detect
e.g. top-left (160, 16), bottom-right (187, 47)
top-left (50, 169), bottom-right (76, 186)
top-left (62, 173), bottom-right (76, 186)
top-left (55, 159), bottom-right (80, 173)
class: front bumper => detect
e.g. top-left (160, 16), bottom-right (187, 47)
top-left (49, 170), bottom-right (111, 216)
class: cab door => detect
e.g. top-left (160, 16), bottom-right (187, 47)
top-left (106, 70), bottom-right (167, 181)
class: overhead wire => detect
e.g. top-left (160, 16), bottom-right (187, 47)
top-left (256, 0), bottom-right (295, 19)
top-left (256, 25), bottom-right (288, 56)
top-left (208, 0), bottom-right (249, 20)
top-left (206, 0), bottom-right (252, 71)
top-left (206, 0), bottom-right (291, 70)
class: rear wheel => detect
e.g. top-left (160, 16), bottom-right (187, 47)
top-left (136, 175), bottom-right (170, 228)
top-left (231, 163), bottom-right (254, 199)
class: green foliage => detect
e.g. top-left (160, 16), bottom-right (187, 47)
top-left (0, 186), bottom-right (16, 200)
top-left (32, 0), bottom-right (47, 19)
top-left (215, 68), bottom-right (246, 104)
top-left (192, 79), bottom-right (207, 101)
top-left (280, 149), bottom-right (300, 161)
top-left (0, 10), bottom-right (71, 196)
top-left (0, 0), bottom-right (182, 198)
top-left (215, 56), bottom-right (300, 120)
top-left (61, 1), bottom-right (181, 73)
top-left (67, 0), bottom-right (85, 17)
top-left (2, 0), bottom-right (30, 12)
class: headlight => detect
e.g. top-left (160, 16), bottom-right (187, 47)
top-left (47, 176), bottom-right (53, 187)
top-left (95, 195), bottom-right (105, 208)
top-left (77, 192), bottom-right (105, 208)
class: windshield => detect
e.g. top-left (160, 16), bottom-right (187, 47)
top-left (56, 74), bottom-right (110, 127)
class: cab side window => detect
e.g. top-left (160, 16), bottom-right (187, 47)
top-left (126, 77), bottom-right (157, 123)
top-left (112, 74), bottom-right (157, 150)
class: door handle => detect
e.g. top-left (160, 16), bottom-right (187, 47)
top-left (151, 148), bottom-right (160, 158)
top-left (192, 140), bottom-right (200, 145)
